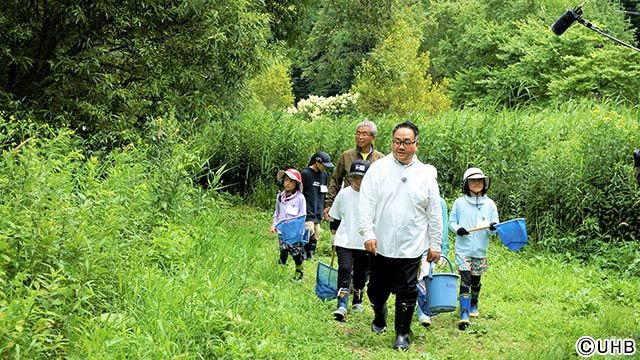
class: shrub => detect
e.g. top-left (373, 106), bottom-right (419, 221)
top-left (286, 92), bottom-right (360, 121)
top-left (247, 56), bottom-right (295, 111)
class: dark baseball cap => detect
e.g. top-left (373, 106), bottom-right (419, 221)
top-left (314, 151), bottom-right (334, 168)
top-left (348, 159), bottom-right (370, 177)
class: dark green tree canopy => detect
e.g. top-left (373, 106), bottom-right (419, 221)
top-left (0, 0), bottom-right (269, 145)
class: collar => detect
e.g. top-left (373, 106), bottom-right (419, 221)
top-left (393, 154), bottom-right (417, 167)
top-left (354, 144), bottom-right (374, 157)
top-left (464, 194), bottom-right (487, 205)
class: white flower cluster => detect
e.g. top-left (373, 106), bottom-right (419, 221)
top-left (286, 92), bottom-right (360, 120)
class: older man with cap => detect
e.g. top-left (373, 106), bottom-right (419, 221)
top-left (301, 151), bottom-right (334, 260)
top-left (358, 120), bottom-right (442, 351)
top-left (323, 120), bottom-right (385, 221)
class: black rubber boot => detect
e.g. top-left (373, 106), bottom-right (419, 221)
top-left (371, 303), bottom-right (387, 334)
top-left (393, 302), bottom-right (415, 350)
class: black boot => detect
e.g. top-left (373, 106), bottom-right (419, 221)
top-left (352, 288), bottom-right (365, 312)
top-left (304, 240), bottom-right (317, 260)
top-left (371, 303), bottom-right (387, 334)
top-left (393, 302), bottom-right (415, 351)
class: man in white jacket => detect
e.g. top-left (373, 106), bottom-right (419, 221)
top-left (359, 120), bottom-right (442, 351)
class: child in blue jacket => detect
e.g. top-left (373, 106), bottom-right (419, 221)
top-left (449, 167), bottom-right (499, 330)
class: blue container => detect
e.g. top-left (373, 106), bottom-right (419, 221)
top-left (495, 218), bottom-right (527, 251)
top-left (424, 256), bottom-right (459, 314)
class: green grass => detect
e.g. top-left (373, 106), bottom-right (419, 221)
top-left (55, 205), bottom-right (639, 359)
top-left (2, 109), bottom-right (639, 359)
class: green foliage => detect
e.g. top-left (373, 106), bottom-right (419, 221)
top-left (0, 0), bottom-right (270, 146)
top-left (548, 47), bottom-right (640, 103)
top-left (247, 55), bottom-right (295, 112)
top-left (422, 0), bottom-right (639, 107)
top-left (0, 115), bottom-right (219, 357)
top-left (301, 0), bottom-right (404, 96)
top-left (192, 100), bottom-right (640, 260)
top-left (352, 18), bottom-right (451, 115)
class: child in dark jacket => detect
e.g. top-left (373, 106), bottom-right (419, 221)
top-left (301, 151), bottom-right (334, 260)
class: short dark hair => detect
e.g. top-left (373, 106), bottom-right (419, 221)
top-left (392, 120), bottom-right (419, 141)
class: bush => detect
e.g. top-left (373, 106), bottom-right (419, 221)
top-left (247, 55), bottom-right (295, 111)
top-left (0, 114), bottom-right (217, 357)
top-left (286, 93), bottom-right (360, 121)
top-left (194, 100), bottom-right (640, 261)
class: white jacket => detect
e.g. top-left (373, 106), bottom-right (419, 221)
top-left (358, 154), bottom-right (442, 258)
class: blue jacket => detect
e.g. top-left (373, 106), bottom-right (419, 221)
top-left (449, 195), bottom-right (499, 258)
top-left (439, 197), bottom-right (449, 257)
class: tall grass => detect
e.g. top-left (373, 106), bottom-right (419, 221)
top-left (198, 100), bottom-right (640, 270)
top-left (1, 108), bottom-right (638, 358)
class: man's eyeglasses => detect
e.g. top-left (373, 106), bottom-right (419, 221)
top-left (392, 139), bottom-right (418, 147)
top-left (356, 131), bottom-right (372, 137)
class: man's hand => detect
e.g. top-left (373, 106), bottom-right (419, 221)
top-left (426, 250), bottom-right (441, 263)
top-left (323, 207), bottom-right (331, 221)
top-left (364, 239), bottom-right (377, 256)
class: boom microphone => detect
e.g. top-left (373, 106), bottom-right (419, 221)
top-left (551, 5), bottom-right (583, 35)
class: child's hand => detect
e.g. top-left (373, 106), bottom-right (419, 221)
top-left (489, 222), bottom-right (497, 231)
top-left (270, 226), bottom-right (277, 234)
top-left (323, 207), bottom-right (331, 221)
top-left (456, 227), bottom-right (470, 236)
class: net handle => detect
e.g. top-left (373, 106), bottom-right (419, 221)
top-left (330, 245), bottom-right (336, 268)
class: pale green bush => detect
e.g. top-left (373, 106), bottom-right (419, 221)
top-left (248, 57), bottom-right (295, 111)
top-left (352, 18), bottom-right (451, 116)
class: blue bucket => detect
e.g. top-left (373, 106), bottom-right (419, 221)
top-left (422, 256), bottom-right (459, 314)
top-left (495, 218), bottom-right (527, 251)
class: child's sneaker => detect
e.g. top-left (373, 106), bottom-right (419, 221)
top-left (418, 314), bottom-right (431, 328)
top-left (333, 306), bottom-right (347, 322)
top-left (292, 270), bottom-right (303, 282)
top-left (352, 303), bottom-right (365, 313)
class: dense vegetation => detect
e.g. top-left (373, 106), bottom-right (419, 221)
top-left (1, 0), bottom-right (639, 358)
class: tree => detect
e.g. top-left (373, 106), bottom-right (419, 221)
top-left (301, 0), bottom-right (403, 97)
top-left (421, 0), bottom-right (637, 107)
top-left (352, 18), bottom-right (451, 115)
top-left (0, 0), bottom-right (269, 146)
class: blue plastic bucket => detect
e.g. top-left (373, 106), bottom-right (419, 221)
top-left (424, 256), bottom-right (459, 313)
top-left (495, 218), bottom-right (527, 251)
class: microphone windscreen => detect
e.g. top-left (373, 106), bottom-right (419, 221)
top-left (551, 10), bottom-right (578, 35)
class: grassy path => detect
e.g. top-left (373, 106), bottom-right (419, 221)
top-left (202, 207), bottom-right (640, 359)
top-left (67, 206), bottom-right (639, 359)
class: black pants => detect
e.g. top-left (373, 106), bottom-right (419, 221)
top-left (367, 254), bottom-right (421, 307)
top-left (459, 271), bottom-right (481, 294)
top-left (279, 250), bottom-right (304, 266)
top-left (336, 246), bottom-right (370, 291)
